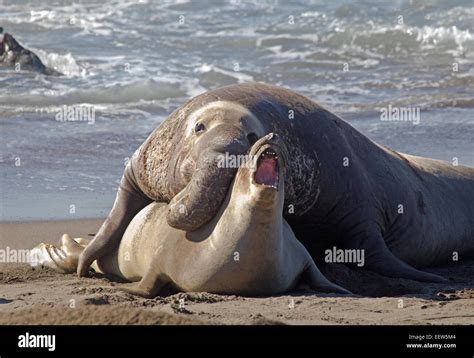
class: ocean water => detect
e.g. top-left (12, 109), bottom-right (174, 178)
top-left (0, 0), bottom-right (473, 220)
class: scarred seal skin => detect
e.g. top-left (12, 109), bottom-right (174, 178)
top-left (79, 83), bottom-right (474, 282)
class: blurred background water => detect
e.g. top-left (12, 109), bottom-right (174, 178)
top-left (0, 0), bottom-right (473, 220)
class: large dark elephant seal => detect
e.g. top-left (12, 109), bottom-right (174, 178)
top-left (0, 28), bottom-right (62, 76)
top-left (79, 83), bottom-right (474, 283)
top-left (32, 134), bottom-right (349, 297)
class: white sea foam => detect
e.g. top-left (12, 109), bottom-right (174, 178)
top-left (33, 49), bottom-right (85, 77)
top-left (194, 63), bottom-right (254, 83)
top-left (1, 0), bottom-right (473, 221)
top-left (0, 79), bottom-right (191, 108)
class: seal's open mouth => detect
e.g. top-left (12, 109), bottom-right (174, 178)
top-left (254, 148), bottom-right (279, 189)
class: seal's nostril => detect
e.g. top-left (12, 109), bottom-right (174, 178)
top-left (247, 133), bottom-right (259, 145)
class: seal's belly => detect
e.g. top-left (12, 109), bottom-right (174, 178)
top-left (172, 263), bottom-right (299, 296)
top-left (103, 202), bottom-right (169, 281)
top-left (165, 232), bottom-right (304, 295)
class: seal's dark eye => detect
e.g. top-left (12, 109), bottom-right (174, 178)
top-left (194, 122), bottom-right (206, 133)
top-left (247, 133), bottom-right (259, 145)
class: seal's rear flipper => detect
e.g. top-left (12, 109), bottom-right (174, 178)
top-left (118, 271), bottom-right (169, 298)
top-left (30, 234), bottom-right (87, 273)
top-left (302, 261), bottom-right (352, 295)
top-left (357, 233), bottom-right (447, 283)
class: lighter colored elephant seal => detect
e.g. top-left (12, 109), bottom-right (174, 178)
top-left (31, 133), bottom-right (348, 297)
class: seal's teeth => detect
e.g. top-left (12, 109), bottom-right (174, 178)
top-left (260, 148), bottom-right (278, 160)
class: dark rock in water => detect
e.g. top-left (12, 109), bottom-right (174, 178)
top-left (0, 31), bottom-right (62, 76)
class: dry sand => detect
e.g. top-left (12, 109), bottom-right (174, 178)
top-left (0, 219), bottom-right (473, 325)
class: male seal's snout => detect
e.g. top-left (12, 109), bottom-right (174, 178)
top-left (166, 121), bottom-right (254, 232)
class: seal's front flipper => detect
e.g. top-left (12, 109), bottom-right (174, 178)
top-left (302, 260), bottom-right (352, 295)
top-left (118, 272), bottom-right (169, 299)
top-left (357, 233), bottom-right (447, 283)
top-left (77, 160), bottom-right (152, 277)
